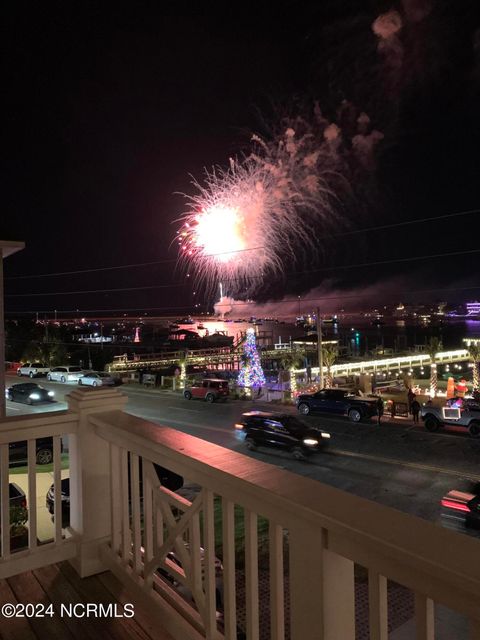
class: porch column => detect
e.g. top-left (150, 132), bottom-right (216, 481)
top-left (67, 387), bottom-right (127, 577)
top-left (290, 526), bottom-right (355, 640)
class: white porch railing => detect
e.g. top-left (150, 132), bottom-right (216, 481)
top-left (1, 387), bottom-right (480, 640)
top-left (0, 411), bottom-right (78, 578)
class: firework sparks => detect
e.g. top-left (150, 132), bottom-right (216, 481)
top-left (177, 107), bottom-right (382, 295)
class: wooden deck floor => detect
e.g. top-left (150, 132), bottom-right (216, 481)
top-left (0, 562), bottom-right (174, 640)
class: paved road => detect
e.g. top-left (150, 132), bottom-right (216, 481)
top-left (6, 376), bottom-right (480, 535)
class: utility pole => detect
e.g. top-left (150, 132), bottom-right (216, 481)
top-left (316, 306), bottom-right (324, 389)
top-left (0, 241), bottom-right (25, 420)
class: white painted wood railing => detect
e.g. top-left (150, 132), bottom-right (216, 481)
top-left (0, 411), bottom-right (78, 579)
top-left (88, 406), bottom-right (480, 640)
top-left (1, 389), bottom-right (479, 640)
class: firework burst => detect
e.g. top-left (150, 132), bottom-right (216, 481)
top-left (176, 107), bottom-right (382, 295)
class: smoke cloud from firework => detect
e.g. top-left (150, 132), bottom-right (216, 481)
top-left (176, 107), bottom-right (383, 296)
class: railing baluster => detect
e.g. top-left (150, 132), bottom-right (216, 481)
top-left (203, 489), bottom-right (217, 639)
top-left (120, 448), bottom-right (131, 562)
top-left (130, 453), bottom-right (141, 574)
top-left (110, 443), bottom-right (122, 554)
top-left (415, 593), bottom-right (434, 640)
top-left (53, 435), bottom-right (62, 544)
top-left (142, 457), bottom-right (153, 586)
top-left (0, 443), bottom-right (10, 559)
top-left (27, 439), bottom-right (37, 551)
top-left (190, 510), bottom-right (204, 617)
top-left (269, 522), bottom-right (284, 640)
top-left (368, 570), bottom-right (388, 640)
top-left (245, 509), bottom-right (259, 640)
top-left (222, 498), bottom-right (237, 640)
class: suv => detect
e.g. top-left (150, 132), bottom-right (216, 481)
top-left (47, 366), bottom-right (84, 383)
top-left (296, 388), bottom-right (378, 422)
top-left (184, 379), bottom-right (229, 403)
top-left (421, 399), bottom-right (480, 437)
top-left (17, 362), bottom-right (50, 378)
top-left (235, 412), bottom-right (330, 460)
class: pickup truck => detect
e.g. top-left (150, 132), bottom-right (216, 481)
top-left (17, 362), bottom-right (50, 378)
top-left (421, 399), bottom-right (480, 438)
top-left (296, 388), bottom-right (378, 422)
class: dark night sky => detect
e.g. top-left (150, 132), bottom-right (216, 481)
top-left (2, 2), bottom-right (480, 316)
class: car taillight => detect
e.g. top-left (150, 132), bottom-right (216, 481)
top-left (21, 498), bottom-right (27, 509)
top-left (441, 498), bottom-right (470, 513)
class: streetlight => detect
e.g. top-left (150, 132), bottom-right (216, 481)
top-left (0, 240), bottom-right (25, 420)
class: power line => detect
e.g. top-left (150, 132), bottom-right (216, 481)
top-left (6, 246), bottom-right (480, 297)
top-left (5, 284), bottom-right (480, 315)
top-left (5, 282), bottom-right (188, 298)
top-left (5, 207), bottom-right (479, 281)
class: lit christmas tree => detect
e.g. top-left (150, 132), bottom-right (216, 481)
top-left (237, 328), bottom-right (266, 388)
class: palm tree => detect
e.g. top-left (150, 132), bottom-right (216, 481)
top-left (425, 337), bottom-right (442, 397)
top-left (466, 342), bottom-right (480, 391)
top-left (279, 348), bottom-right (305, 395)
top-left (322, 345), bottom-right (338, 388)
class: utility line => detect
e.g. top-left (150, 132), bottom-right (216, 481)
top-left (5, 284), bottom-right (480, 314)
top-left (5, 246), bottom-right (480, 297)
top-left (5, 207), bottom-right (479, 281)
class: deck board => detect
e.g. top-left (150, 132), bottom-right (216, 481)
top-left (0, 578), bottom-right (37, 640)
top-left (0, 563), bottom-right (174, 640)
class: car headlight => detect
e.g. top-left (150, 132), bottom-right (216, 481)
top-left (303, 438), bottom-right (318, 446)
top-left (321, 432), bottom-right (331, 439)
top-left (29, 393), bottom-right (40, 400)
top-left (48, 391), bottom-right (55, 397)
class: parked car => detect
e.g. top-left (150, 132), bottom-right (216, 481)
top-left (235, 411), bottom-right (330, 460)
top-left (183, 379), bottom-right (229, 403)
top-left (47, 366), bottom-right (84, 383)
top-left (8, 482), bottom-right (28, 510)
top-left (10, 436), bottom-right (58, 465)
top-left (46, 462), bottom-right (183, 522)
top-left (421, 398), bottom-right (480, 437)
top-left (441, 485), bottom-right (480, 529)
top-left (78, 371), bottom-right (116, 387)
top-left (156, 544), bottom-right (224, 611)
top-left (16, 362), bottom-right (50, 378)
top-left (6, 382), bottom-right (55, 405)
top-left (296, 388), bottom-right (378, 422)
top-left (46, 477), bottom-right (70, 524)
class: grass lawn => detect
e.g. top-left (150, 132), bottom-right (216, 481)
top-left (9, 453), bottom-right (70, 475)
top-left (213, 497), bottom-right (270, 566)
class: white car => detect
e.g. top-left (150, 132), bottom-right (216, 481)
top-left (47, 366), bottom-right (84, 383)
top-left (17, 362), bottom-right (50, 378)
top-left (78, 371), bottom-right (115, 387)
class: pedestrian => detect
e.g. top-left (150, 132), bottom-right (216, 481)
top-left (411, 396), bottom-right (421, 424)
top-left (407, 387), bottom-right (415, 413)
top-left (376, 396), bottom-right (384, 425)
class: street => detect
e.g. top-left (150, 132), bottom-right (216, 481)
top-left (6, 375), bottom-right (480, 537)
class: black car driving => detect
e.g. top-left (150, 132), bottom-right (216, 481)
top-left (235, 412), bottom-right (330, 460)
top-left (296, 388), bottom-right (378, 422)
top-left (6, 382), bottom-right (55, 405)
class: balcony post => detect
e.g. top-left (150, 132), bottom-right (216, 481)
top-left (67, 387), bottom-right (127, 577)
top-left (290, 526), bottom-right (355, 640)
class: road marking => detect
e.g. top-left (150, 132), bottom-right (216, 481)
top-left (128, 411), bottom-right (231, 435)
top-left (6, 406), bottom-right (20, 411)
top-left (331, 448), bottom-right (480, 481)
top-left (166, 406), bottom-right (202, 413)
